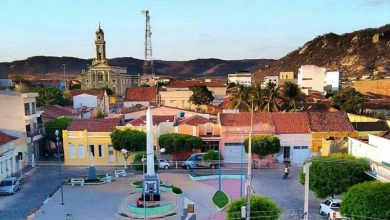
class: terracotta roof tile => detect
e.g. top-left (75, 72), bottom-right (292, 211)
top-left (69, 89), bottom-right (105, 100)
top-left (382, 130), bottom-right (390, 140)
top-left (307, 112), bottom-right (354, 132)
top-left (68, 118), bottom-right (121, 132)
top-left (0, 131), bottom-right (17, 145)
top-left (40, 105), bottom-right (72, 122)
top-left (168, 80), bottom-right (226, 88)
top-left (352, 121), bottom-right (389, 131)
top-left (128, 115), bottom-right (175, 126)
top-left (178, 115), bottom-right (211, 126)
top-left (271, 112), bottom-right (310, 134)
top-left (124, 87), bottom-right (157, 102)
top-left (220, 112), bottom-right (273, 126)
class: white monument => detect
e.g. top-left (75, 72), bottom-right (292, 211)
top-left (143, 107), bottom-right (161, 201)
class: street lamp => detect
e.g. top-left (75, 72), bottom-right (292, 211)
top-left (237, 128), bottom-right (244, 197)
top-left (55, 130), bottom-right (64, 205)
top-left (121, 149), bottom-right (131, 170)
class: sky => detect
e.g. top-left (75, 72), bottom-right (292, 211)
top-left (0, 0), bottom-right (389, 62)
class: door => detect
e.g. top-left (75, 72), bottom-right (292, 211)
top-left (108, 146), bottom-right (114, 163)
top-left (291, 146), bottom-right (310, 164)
top-left (224, 144), bottom-right (248, 163)
top-left (283, 146), bottom-right (291, 162)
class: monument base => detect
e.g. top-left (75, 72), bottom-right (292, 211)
top-left (143, 174), bottom-right (161, 201)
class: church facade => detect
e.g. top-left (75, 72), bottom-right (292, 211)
top-left (81, 26), bottom-right (139, 96)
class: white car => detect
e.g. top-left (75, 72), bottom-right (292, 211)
top-left (319, 198), bottom-right (346, 220)
top-left (159, 159), bottom-right (170, 169)
top-left (0, 177), bottom-right (20, 195)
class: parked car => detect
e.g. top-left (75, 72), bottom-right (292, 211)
top-left (0, 177), bottom-right (20, 195)
top-left (182, 152), bottom-right (222, 169)
top-left (319, 198), bottom-right (346, 220)
top-left (159, 159), bottom-right (170, 169)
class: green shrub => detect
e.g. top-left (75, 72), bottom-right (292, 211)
top-left (172, 186), bottom-right (182, 194)
top-left (212, 191), bottom-right (229, 209)
top-left (227, 195), bottom-right (282, 220)
top-left (132, 151), bottom-right (159, 171)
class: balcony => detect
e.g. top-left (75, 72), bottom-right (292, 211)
top-left (26, 125), bottom-right (44, 142)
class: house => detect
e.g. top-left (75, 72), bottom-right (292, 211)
top-left (228, 71), bottom-right (252, 86)
top-left (279, 72), bottom-right (294, 80)
top-left (40, 105), bottom-right (72, 124)
top-left (307, 112), bottom-right (357, 154)
top-left (262, 76), bottom-right (279, 88)
top-left (159, 79), bottom-right (227, 109)
top-left (0, 91), bottom-right (44, 167)
top-left (0, 131), bottom-right (17, 181)
top-left (62, 118), bottom-right (125, 166)
top-left (70, 89), bottom-right (109, 115)
top-left (30, 79), bottom-right (66, 92)
top-left (123, 87), bottom-right (158, 107)
top-left (297, 65), bottom-right (340, 95)
top-left (219, 113), bottom-right (275, 163)
top-left (348, 134), bottom-right (390, 182)
top-left (351, 121), bottom-right (389, 138)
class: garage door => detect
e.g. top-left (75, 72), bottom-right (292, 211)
top-left (224, 144), bottom-right (248, 163)
top-left (291, 146), bottom-right (310, 164)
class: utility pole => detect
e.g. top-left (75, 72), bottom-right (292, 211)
top-left (246, 101), bottom-right (254, 220)
top-left (303, 162), bottom-right (312, 220)
top-left (141, 10), bottom-right (154, 76)
top-left (62, 64), bottom-right (67, 90)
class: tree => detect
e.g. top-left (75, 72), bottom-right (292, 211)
top-left (228, 85), bottom-right (253, 111)
top-left (262, 82), bottom-right (282, 112)
top-left (44, 116), bottom-right (73, 142)
top-left (70, 84), bottom-right (81, 90)
top-left (202, 150), bottom-right (222, 162)
top-left (244, 135), bottom-right (281, 156)
top-left (158, 133), bottom-right (202, 154)
top-left (227, 195), bottom-right (282, 220)
top-left (189, 85), bottom-right (214, 108)
top-left (28, 86), bottom-right (69, 107)
top-left (95, 111), bottom-right (105, 119)
top-left (332, 87), bottom-right (367, 114)
top-left (251, 83), bottom-right (265, 112)
top-left (110, 129), bottom-right (146, 152)
top-left (281, 81), bottom-right (304, 111)
top-left (300, 153), bottom-right (372, 198)
top-left (101, 87), bottom-right (113, 96)
top-left (132, 151), bottom-right (159, 171)
top-left (340, 181), bottom-right (390, 219)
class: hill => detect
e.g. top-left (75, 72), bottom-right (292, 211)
top-left (0, 56), bottom-right (274, 80)
top-left (255, 24), bottom-right (390, 80)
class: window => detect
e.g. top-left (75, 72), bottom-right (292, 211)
top-left (92, 73), bottom-right (96, 82)
top-left (31, 102), bottom-right (36, 114)
top-left (112, 79), bottom-right (115, 83)
top-left (98, 145), bottom-right (104, 157)
top-left (98, 73), bottom-right (103, 81)
top-left (89, 145), bottom-right (95, 157)
top-left (79, 145), bottom-right (84, 158)
top-left (24, 103), bottom-right (30, 116)
top-left (69, 145), bottom-right (75, 158)
top-left (294, 146), bottom-right (301, 149)
top-left (302, 87), bottom-right (312, 89)
top-left (108, 145), bottom-right (113, 156)
top-left (301, 146), bottom-right (308, 149)
top-left (302, 78), bottom-right (312, 80)
top-left (105, 74), bottom-right (109, 81)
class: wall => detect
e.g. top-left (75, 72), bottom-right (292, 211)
top-left (123, 101), bottom-right (150, 108)
top-left (0, 93), bottom-right (25, 134)
top-left (73, 94), bottom-right (98, 109)
top-left (312, 131), bottom-right (358, 153)
top-left (325, 71), bottom-right (340, 92)
top-left (298, 65), bottom-right (326, 95)
top-left (279, 72), bottom-right (294, 80)
top-left (123, 106), bottom-right (212, 121)
top-left (159, 90), bottom-right (194, 109)
top-left (348, 135), bottom-right (390, 164)
top-left (354, 79), bottom-right (390, 96)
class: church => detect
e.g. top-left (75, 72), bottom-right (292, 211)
top-left (81, 25), bottom-right (140, 96)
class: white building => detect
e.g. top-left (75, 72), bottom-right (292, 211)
top-left (297, 65), bottom-right (340, 95)
top-left (0, 131), bottom-right (17, 181)
top-left (70, 89), bottom-right (109, 114)
top-left (348, 134), bottom-right (390, 182)
top-left (262, 76), bottom-right (279, 88)
top-left (228, 72), bottom-right (252, 86)
top-left (0, 91), bottom-right (44, 168)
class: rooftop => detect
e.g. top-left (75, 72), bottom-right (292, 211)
top-left (40, 105), bottom-right (72, 122)
top-left (0, 131), bottom-right (17, 145)
top-left (124, 87), bottom-right (157, 102)
top-left (352, 121), bottom-right (389, 131)
top-left (178, 115), bottom-right (213, 126)
top-left (128, 115), bottom-right (175, 126)
top-left (307, 112), bottom-right (354, 132)
top-left (168, 80), bottom-right (226, 88)
top-left (69, 89), bottom-right (105, 100)
top-left (68, 118), bottom-right (122, 132)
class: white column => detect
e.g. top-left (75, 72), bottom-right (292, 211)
top-left (146, 107), bottom-right (155, 175)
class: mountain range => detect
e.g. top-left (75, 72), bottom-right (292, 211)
top-left (1, 24), bottom-right (389, 81)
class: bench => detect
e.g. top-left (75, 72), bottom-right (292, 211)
top-left (102, 174), bottom-right (112, 183)
top-left (71, 178), bottom-right (85, 186)
top-left (114, 169), bottom-right (126, 177)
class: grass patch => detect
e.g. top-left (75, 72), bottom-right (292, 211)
top-left (212, 191), bottom-right (229, 209)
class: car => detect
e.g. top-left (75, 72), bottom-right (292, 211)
top-left (182, 152), bottom-right (222, 169)
top-left (0, 177), bottom-right (20, 195)
top-left (319, 198), bottom-right (346, 220)
top-left (159, 159), bottom-right (170, 169)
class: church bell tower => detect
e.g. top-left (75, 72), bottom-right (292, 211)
top-left (93, 24), bottom-right (107, 65)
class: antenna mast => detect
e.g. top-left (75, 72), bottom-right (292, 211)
top-left (142, 10), bottom-right (154, 76)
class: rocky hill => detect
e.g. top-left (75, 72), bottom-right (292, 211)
top-left (0, 56), bottom-right (274, 80)
top-left (255, 24), bottom-right (390, 80)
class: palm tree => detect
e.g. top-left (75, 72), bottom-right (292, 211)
top-left (262, 82), bottom-right (282, 112)
top-left (281, 81), bottom-right (304, 111)
top-left (251, 83), bottom-right (264, 112)
top-left (228, 85), bottom-right (252, 111)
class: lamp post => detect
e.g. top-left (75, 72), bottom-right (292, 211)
top-left (55, 130), bottom-right (64, 205)
top-left (121, 149), bottom-right (130, 170)
top-left (246, 101), bottom-right (254, 220)
top-left (237, 128), bottom-right (244, 197)
top-left (303, 162), bottom-right (312, 220)
top-left (218, 150), bottom-right (221, 192)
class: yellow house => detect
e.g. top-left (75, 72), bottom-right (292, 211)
top-left (307, 112), bottom-right (358, 154)
top-left (63, 118), bottom-right (129, 166)
top-left (279, 72), bottom-right (294, 80)
top-left (159, 80), bottom-right (227, 110)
